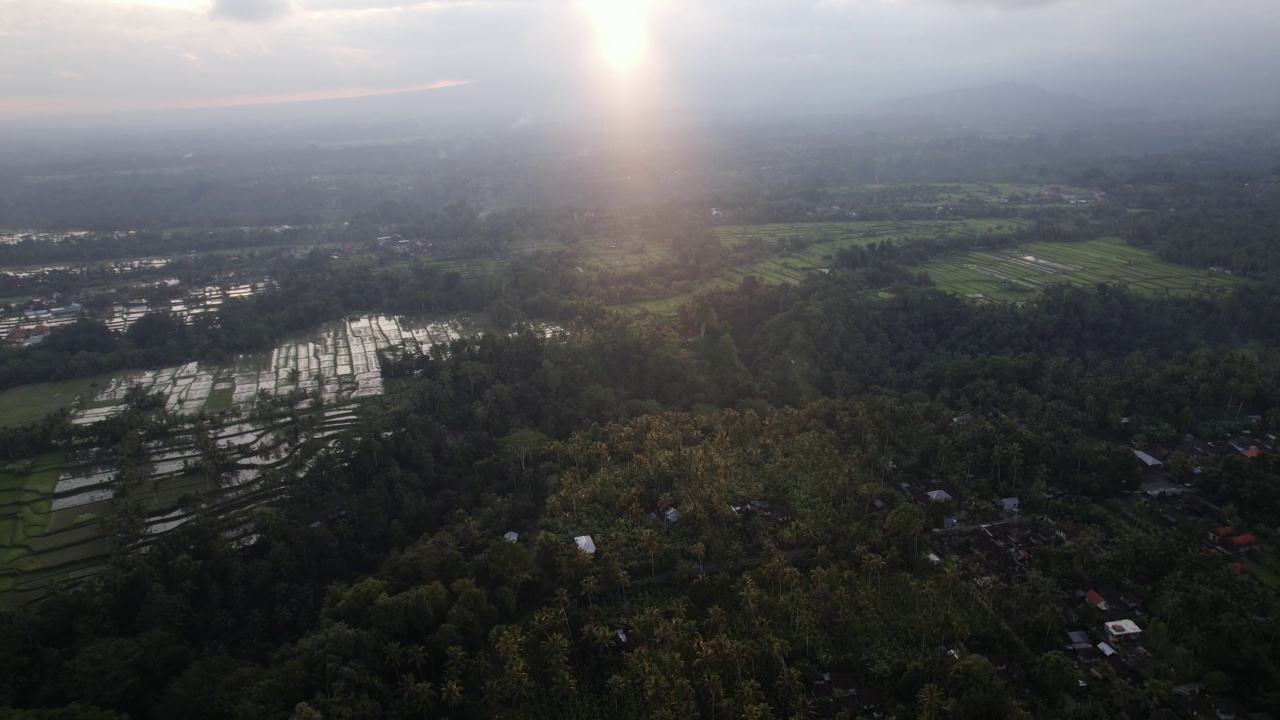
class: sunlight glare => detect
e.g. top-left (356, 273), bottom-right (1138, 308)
top-left (581, 0), bottom-right (651, 73)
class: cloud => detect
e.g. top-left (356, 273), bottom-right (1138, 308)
top-left (210, 0), bottom-right (293, 22)
top-left (2, 0), bottom-right (1278, 119)
top-left (928, 0), bottom-right (1062, 8)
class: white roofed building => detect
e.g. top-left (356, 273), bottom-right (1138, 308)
top-left (1104, 619), bottom-right (1142, 643)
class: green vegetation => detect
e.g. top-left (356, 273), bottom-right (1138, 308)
top-left (0, 376), bottom-right (110, 427)
top-left (201, 386), bottom-right (235, 412)
top-left (1240, 556), bottom-right (1280, 587)
top-left (925, 237), bottom-right (1237, 301)
top-left (0, 453), bottom-right (65, 574)
top-left (6, 119), bottom-right (1280, 719)
top-left (609, 219), bottom-right (1039, 317)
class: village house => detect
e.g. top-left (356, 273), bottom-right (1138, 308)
top-left (1208, 527), bottom-right (1261, 555)
top-left (1133, 449), bottom-right (1164, 470)
top-left (1103, 619), bottom-right (1142, 644)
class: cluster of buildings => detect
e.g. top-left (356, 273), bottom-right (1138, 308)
top-left (0, 230), bottom-right (92, 245)
top-left (1062, 583), bottom-right (1148, 677)
top-left (1, 299), bottom-right (83, 346)
top-left (98, 283), bottom-right (267, 333)
top-left (1, 282), bottom-right (272, 345)
top-left (1132, 425), bottom-right (1274, 478)
top-left (1033, 187), bottom-right (1108, 204)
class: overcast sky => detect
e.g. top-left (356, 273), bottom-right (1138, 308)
top-left (2, 0), bottom-right (1278, 120)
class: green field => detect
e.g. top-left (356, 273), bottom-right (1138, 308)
top-left (0, 375), bottom-right (115, 427)
top-left (612, 220), bottom-right (1032, 316)
top-left (923, 238), bottom-right (1237, 302)
top-left (1240, 548), bottom-right (1280, 587)
top-left (203, 386), bottom-right (236, 412)
top-left (0, 453), bottom-right (65, 574)
top-left (821, 182), bottom-right (1100, 209)
top-left (620, 220), bottom-right (1022, 315)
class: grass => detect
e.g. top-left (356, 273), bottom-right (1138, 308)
top-left (203, 386), bottom-right (235, 412)
top-left (0, 453), bottom-right (65, 567)
top-left (607, 227), bottom-right (1233, 318)
top-left (608, 219), bottom-right (1034, 317)
top-left (606, 219), bottom-right (1029, 316)
top-left (825, 182), bottom-right (1094, 205)
top-left (0, 375), bottom-right (116, 427)
top-left (1240, 555), bottom-right (1280, 587)
top-left (923, 238), bottom-right (1237, 302)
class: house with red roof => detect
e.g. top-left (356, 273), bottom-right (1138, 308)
top-left (1209, 526), bottom-right (1236, 543)
top-left (1225, 534), bottom-right (1258, 555)
top-left (1209, 527), bottom-right (1262, 555)
top-left (1085, 590), bottom-right (1109, 611)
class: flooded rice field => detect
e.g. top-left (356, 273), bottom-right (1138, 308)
top-left (74, 314), bottom-right (483, 423)
top-left (1, 315), bottom-right (564, 604)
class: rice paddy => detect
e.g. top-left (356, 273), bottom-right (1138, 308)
top-left (0, 314), bottom-right (564, 606)
top-left (0, 375), bottom-right (117, 428)
top-left (613, 219), bottom-right (1033, 316)
top-left (923, 237), bottom-right (1237, 302)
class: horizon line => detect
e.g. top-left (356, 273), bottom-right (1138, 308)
top-left (0, 80), bottom-right (473, 120)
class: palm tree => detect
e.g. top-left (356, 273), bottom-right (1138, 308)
top-left (556, 587), bottom-right (575, 643)
top-left (692, 542), bottom-right (706, 573)
top-left (404, 644), bottom-right (428, 677)
top-left (385, 641), bottom-right (406, 674)
top-left (606, 674), bottom-right (628, 715)
top-left (917, 682), bottom-right (945, 720)
top-left (406, 681), bottom-right (436, 716)
top-left (580, 574), bottom-right (600, 605)
top-left (640, 527), bottom-right (661, 579)
top-left (440, 679), bottom-right (463, 709)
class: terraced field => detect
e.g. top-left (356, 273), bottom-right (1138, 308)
top-left (69, 315), bottom-right (481, 425)
top-left (0, 375), bottom-right (117, 428)
top-left (0, 454), bottom-right (63, 568)
top-left (924, 238), bottom-right (1237, 302)
top-left (0, 314), bottom-right (564, 605)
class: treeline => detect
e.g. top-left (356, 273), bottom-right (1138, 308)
top-left (0, 227), bottom-right (314, 267)
top-left (0, 247), bottom-right (566, 391)
top-left (347, 202), bottom-right (582, 257)
top-left (1127, 185), bottom-right (1280, 280)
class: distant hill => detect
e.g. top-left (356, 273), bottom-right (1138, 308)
top-left (874, 81), bottom-right (1153, 126)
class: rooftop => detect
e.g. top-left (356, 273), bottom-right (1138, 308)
top-left (1105, 619), bottom-right (1142, 637)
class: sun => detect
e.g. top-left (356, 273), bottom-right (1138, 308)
top-left (581, 0), bottom-right (651, 72)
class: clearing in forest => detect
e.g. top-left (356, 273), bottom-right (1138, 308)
top-left (613, 219), bottom-right (1033, 317)
top-left (924, 237), bottom-right (1237, 302)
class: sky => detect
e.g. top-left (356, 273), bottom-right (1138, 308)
top-left (1, 0), bottom-right (1278, 120)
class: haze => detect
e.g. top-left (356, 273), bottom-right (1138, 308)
top-left (3, 0), bottom-right (1279, 125)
